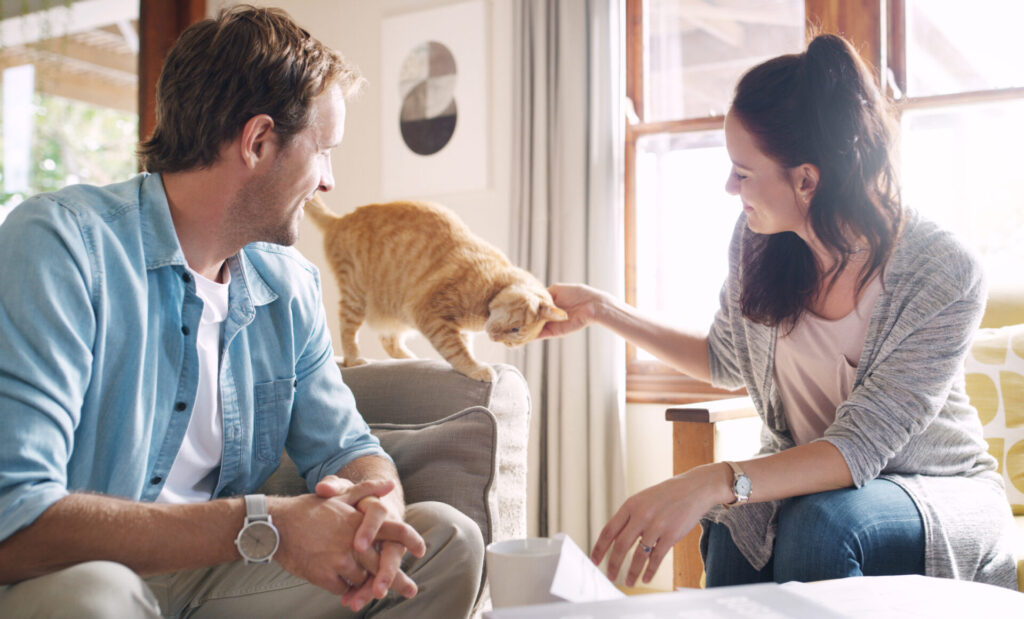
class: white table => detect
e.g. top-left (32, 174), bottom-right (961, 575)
top-left (484, 575), bottom-right (1024, 618)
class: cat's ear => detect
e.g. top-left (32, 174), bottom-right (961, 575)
top-left (540, 304), bottom-right (569, 322)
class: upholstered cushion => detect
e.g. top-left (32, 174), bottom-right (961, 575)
top-left (371, 407), bottom-right (497, 544)
top-left (964, 324), bottom-right (1024, 515)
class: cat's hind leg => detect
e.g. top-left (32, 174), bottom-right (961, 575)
top-left (339, 296), bottom-right (368, 367)
top-left (380, 331), bottom-right (416, 359)
top-left (418, 318), bottom-right (495, 382)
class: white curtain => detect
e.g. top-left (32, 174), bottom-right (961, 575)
top-left (509, 0), bottom-right (626, 550)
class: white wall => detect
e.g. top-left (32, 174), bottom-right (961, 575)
top-left (212, 0), bottom-right (514, 365)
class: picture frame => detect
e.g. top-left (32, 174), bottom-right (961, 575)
top-left (380, 0), bottom-right (488, 199)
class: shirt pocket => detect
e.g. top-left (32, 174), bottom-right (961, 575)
top-left (253, 377), bottom-right (296, 464)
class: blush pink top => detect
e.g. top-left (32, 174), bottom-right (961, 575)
top-left (774, 275), bottom-right (883, 445)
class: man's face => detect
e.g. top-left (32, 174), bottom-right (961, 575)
top-left (232, 84), bottom-right (346, 246)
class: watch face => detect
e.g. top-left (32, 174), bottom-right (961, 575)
top-left (239, 521), bottom-right (278, 560)
top-left (734, 475), bottom-right (752, 498)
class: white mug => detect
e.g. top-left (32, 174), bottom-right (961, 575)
top-left (485, 537), bottom-right (565, 608)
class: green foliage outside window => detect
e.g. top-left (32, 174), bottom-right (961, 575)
top-left (0, 92), bottom-right (137, 222)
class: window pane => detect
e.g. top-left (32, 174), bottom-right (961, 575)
top-left (0, 4), bottom-right (138, 225)
top-left (901, 100), bottom-right (1024, 289)
top-left (644, 0), bottom-right (803, 122)
top-left (905, 0), bottom-right (1024, 97)
top-left (635, 130), bottom-right (737, 360)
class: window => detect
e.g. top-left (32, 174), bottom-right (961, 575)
top-left (625, 1), bottom-right (1023, 402)
top-left (893, 0), bottom-right (1024, 291)
top-left (0, 1), bottom-right (141, 225)
top-left (0, 0), bottom-right (206, 227)
top-left (625, 0), bottom-right (807, 402)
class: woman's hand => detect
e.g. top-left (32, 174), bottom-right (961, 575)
top-left (538, 283), bottom-right (615, 339)
top-left (591, 463), bottom-right (732, 587)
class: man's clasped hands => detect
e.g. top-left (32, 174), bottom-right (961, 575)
top-left (269, 476), bottom-right (425, 612)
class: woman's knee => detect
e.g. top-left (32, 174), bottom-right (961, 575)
top-left (774, 481), bottom-right (924, 582)
top-left (774, 492), bottom-right (861, 582)
top-left (0, 561), bottom-right (160, 618)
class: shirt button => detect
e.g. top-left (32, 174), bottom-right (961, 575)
top-left (150, 476), bottom-right (162, 485)
top-left (181, 325), bottom-right (190, 336)
top-left (174, 402), bottom-right (187, 411)
top-left (182, 273), bottom-right (192, 283)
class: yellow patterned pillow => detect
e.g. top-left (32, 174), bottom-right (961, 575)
top-left (965, 324), bottom-right (1024, 515)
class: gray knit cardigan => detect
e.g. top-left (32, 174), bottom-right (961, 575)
top-left (703, 208), bottom-right (1018, 589)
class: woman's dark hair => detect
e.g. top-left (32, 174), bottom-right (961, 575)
top-left (138, 5), bottom-right (365, 173)
top-left (731, 34), bottom-right (902, 329)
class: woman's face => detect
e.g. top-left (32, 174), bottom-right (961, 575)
top-left (723, 110), bottom-right (813, 238)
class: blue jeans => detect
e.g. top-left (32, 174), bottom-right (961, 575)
top-left (703, 479), bottom-right (925, 586)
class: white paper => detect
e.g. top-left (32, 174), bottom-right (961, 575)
top-left (486, 574), bottom-right (1024, 619)
top-left (781, 575), bottom-right (1024, 618)
top-left (486, 583), bottom-right (844, 618)
top-left (547, 532), bottom-right (626, 603)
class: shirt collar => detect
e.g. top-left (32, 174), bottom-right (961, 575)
top-left (139, 172), bottom-right (276, 308)
top-left (140, 172), bottom-right (187, 271)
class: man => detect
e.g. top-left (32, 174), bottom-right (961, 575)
top-left (0, 5), bottom-right (483, 617)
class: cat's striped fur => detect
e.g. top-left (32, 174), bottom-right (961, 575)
top-left (304, 195), bottom-right (566, 381)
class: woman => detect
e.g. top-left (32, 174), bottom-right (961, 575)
top-left (543, 34), bottom-right (1018, 589)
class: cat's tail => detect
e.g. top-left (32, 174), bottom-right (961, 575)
top-left (303, 194), bottom-right (339, 229)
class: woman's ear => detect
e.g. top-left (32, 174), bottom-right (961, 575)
top-left (239, 114), bottom-right (276, 169)
top-left (792, 163), bottom-right (820, 205)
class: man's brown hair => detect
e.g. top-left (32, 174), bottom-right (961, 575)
top-left (138, 4), bottom-right (363, 173)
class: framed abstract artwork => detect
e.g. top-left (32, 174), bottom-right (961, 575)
top-left (380, 0), bottom-right (488, 199)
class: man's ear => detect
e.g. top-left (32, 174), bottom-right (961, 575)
top-left (793, 162), bottom-right (820, 206)
top-left (239, 114), bottom-right (276, 169)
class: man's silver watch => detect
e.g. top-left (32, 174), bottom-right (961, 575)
top-left (235, 494), bottom-right (280, 565)
top-left (724, 461), bottom-right (752, 507)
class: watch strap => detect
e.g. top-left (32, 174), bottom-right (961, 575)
top-left (244, 494), bottom-right (270, 523)
top-left (725, 460), bottom-right (743, 479)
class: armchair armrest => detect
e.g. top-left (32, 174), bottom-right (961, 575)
top-left (665, 396), bottom-right (757, 424)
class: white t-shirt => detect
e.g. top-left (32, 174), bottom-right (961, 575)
top-left (156, 268), bottom-right (230, 504)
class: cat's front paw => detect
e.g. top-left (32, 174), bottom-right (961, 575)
top-left (342, 356), bottom-right (369, 368)
top-left (462, 365), bottom-right (496, 382)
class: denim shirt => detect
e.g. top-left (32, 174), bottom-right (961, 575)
top-left (0, 173), bottom-right (386, 543)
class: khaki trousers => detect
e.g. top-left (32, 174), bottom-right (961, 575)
top-left (0, 501), bottom-right (483, 618)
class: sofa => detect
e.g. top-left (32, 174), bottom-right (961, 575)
top-left (666, 286), bottom-right (1024, 592)
top-left (259, 358), bottom-right (531, 612)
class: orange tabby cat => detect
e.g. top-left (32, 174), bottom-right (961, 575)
top-left (304, 195), bottom-right (567, 382)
